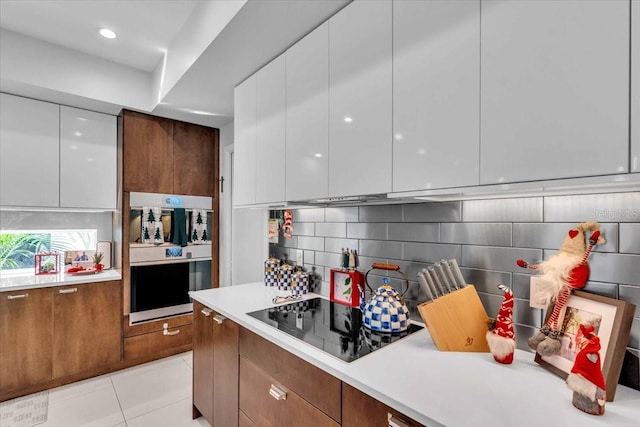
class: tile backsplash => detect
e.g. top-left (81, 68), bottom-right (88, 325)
top-left (270, 192), bottom-right (640, 389)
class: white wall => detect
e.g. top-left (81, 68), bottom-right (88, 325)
top-left (219, 120), bottom-right (267, 286)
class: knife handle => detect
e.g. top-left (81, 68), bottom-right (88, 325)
top-left (440, 260), bottom-right (459, 290)
top-left (449, 259), bottom-right (467, 288)
top-left (371, 263), bottom-right (400, 271)
top-left (428, 267), bottom-right (448, 296)
top-left (417, 272), bottom-right (434, 301)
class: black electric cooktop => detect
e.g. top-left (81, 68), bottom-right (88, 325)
top-left (247, 298), bottom-right (423, 363)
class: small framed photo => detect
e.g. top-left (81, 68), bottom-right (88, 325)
top-left (329, 269), bottom-right (364, 307)
top-left (535, 290), bottom-right (636, 401)
top-left (64, 250), bottom-right (95, 271)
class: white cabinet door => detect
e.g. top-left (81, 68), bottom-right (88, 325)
top-left (393, 0), bottom-right (479, 192)
top-left (233, 75), bottom-right (257, 206)
top-left (286, 22), bottom-right (329, 201)
top-left (480, 0), bottom-right (629, 184)
top-left (256, 55), bottom-right (286, 204)
top-left (0, 93), bottom-right (59, 207)
top-left (59, 106), bottom-right (117, 209)
top-left (632, 0), bottom-right (639, 173)
top-left (329, 0), bottom-right (392, 197)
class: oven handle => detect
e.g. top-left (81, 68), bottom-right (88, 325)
top-left (163, 328), bottom-right (180, 336)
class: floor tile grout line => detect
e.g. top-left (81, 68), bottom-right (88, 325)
top-left (109, 375), bottom-right (128, 427)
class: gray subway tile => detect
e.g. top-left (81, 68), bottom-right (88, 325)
top-left (282, 236), bottom-right (299, 249)
top-left (314, 252), bottom-right (340, 268)
top-left (478, 292), bottom-right (502, 319)
top-left (462, 268), bottom-right (512, 294)
top-left (513, 222), bottom-right (618, 253)
top-left (294, 208), bottom-right (325, 222)
top-left (588, 252), bottom-right (640, 286)
top-left (620, 223), bottom-right (640, 254)
top-left (403, 242), bottom-right (461, 265)
top-left (347, 223), bottom-right (387, 240)
top-left (619, 286), bottom-right (640, 316)
top-left (294, 222), bottom-right (315, 236)
top-left (358, 205), bottom-right (403, 222)
top-left (359, 240), bottom-right (403, 260)
top-left (581, 281), bottom-right (618, 299)
top-left (441, 223), bottom-right (511, 246)
top-left (296, 236), bottom-right (324, 251)
top-left (325, 207), bottom-right (359, 222)
top-left (513, 273), bottom-right (535, 300)
top-left (402, 202), bottom-right (461, 222)
top-left (463, 198), bottom-right (543, 222)
top-left (462, 246), bottom-right (543, 273)
top-left (514, 299), bottom-right (543, 328)
top-left (544, 192), bottom-right (640, 222)
top-left (388, 223), bottom-right (439, 243)
top-left (324, 238), bottom-right (359, 254)
top-left (302, 250), bottom-right (315, 266)
top-left (515, 324), bottom-right (538, 352)
top-left (629, 318), bottom-right (640, 350)
top-left (315, 222), bottom-right (346, 238)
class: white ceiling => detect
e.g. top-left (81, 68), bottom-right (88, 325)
top-left (0, 0), bottom-right (351, 128)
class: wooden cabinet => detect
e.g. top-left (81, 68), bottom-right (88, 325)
top-left (123, 313), bottom-right (192, 361)
top-left (392, 0), bottom-right (480, 191)
top-left (234, 75), bottom-right (257, 206)
top-left (328, 0), bottom-right (392, 197)
top-left (0, 288), bottom-right (53, 393)
top-left (0, 93), bottom-right (60, 207)
top-left (632, 0), bottom-right (639, 173)
top-left (52, 281), bottom-right (121, 378)
top-left (480, 0), bottom-right (629, 184)
top-left (342, 383), bottom-right (424, 427)
top-left (122, 110), bottom-right (217, 196)
top-left (60, 106), bottom-right (118, 209)
top-left (256, 54), bottom-right (286, 204)
top-left (285, 22), bottom-right (330, 201)
top-left (192, 301), bottom-right (239, 427)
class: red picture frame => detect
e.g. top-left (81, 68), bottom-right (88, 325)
top-left (329, 269), bottom-right (364, 307)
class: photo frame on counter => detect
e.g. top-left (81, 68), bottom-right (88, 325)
top-left (535, 290), bottom-right (635, 401)
top-left (329, 269), bottom-right (364, 307)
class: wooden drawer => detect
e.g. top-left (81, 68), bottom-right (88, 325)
top-left (124, 313), bottom-right (192, 338)
top-left (239, 357), bottom-right (339, 427)
top-left (342, 383), bottom-right (424, 427)
top-left (239, 410), bottom-right (257, 427)
top-left (124, 323), bottom-right (192, 361)
top-left (239, 328), bottom-right (341, 423)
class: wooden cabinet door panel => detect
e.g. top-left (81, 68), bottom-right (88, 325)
top-left (0, 288), bottom-right (53, 392)
top-left (239, 410), bottom-right (257, 427)
top-left (342, 383), bottom-right (424, 427)
top-left (212, 312), bottom-right (239, 427)
top-left (173, 122), bottom-right (216, 196)
top-left (123, 324), bottom-right (192, 361)
top-left (239, 357), bottom-right (339, 427)
top-left (192, 301), bottom-right (214, 424)
top-left (53, 281), bottom-right (121, 378)
top-left (122, 110), bottom-right (174, 193)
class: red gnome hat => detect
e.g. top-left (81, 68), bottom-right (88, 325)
top-left (568, 324), bottom-right (606, 391)
top-left (486, 285), bottom-right (516, 364)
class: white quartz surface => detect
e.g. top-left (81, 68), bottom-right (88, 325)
top-left (0, 269), bottom-right (122, 291)
top-left (190, 282), bottom-right (640, 427)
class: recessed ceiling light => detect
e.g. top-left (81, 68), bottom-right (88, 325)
top-left (98, 28), bottom-right (117, 39)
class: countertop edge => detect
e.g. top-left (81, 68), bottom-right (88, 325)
top-left (0, 269), bottom-right (123, 291)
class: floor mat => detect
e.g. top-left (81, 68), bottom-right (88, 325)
top-left (0, 391), bottom-right (49, 427)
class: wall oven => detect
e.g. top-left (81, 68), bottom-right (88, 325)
top-left (128, 192), bottom-right (212, 324)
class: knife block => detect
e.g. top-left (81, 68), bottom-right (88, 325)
top-left (417, 285), bottom-right (490, 352)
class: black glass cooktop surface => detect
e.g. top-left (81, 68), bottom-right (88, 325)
top-left (247, 298), bottom-right (423, 363)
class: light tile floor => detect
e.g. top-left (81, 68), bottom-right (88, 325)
top-left (5, 352), bottom-right (210, 427)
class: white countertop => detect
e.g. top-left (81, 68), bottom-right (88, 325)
top-left (190, 282), bottom-right (640, 427)
top-left (0, 269), bottom-right (122, 291)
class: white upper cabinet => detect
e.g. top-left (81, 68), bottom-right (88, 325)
top-left (286, 22), bottom-right (329, 202)
top-left (0, 93), bottom-right (60, 207)
top-left (328, 0), bottom-right (392, 197)
top-left (233, 75), bottom-right (257, 207)
top-left (480, 0), bottom-right (629, 184)
top-left (59, 106), bottom-right (117, 209)
top-left (393, 0), bottom-right (480, 192)
top-left (256, 55), bottom-right (286, 205)
top-left (632, 0), bottom-right (639, 173)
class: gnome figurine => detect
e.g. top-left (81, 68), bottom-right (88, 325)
top-left (566, 324), bottom-right (606, 415)
top-left (486, 284), bottom-right (516, 364)
top-left (517, 221), bottom-right (605, 357)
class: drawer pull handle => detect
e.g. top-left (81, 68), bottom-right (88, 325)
top-left (163, 329), bottom-right (180, 336)
top-left (201, 308), bottom-right (212, 317)
top-left (213, 314), bottom-right (226, 325)
top-left (269, 384), bottom-right (287, 401)
top-left (388, 414), bottom-right (411, 427)
top-left (59, 288), bottom-right (78, 294)
top-left (7, 293), bottom-right (28, 300)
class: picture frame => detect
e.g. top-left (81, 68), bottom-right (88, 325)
top-left (535, 290), bottom-right (636, 401)
top-left (329, 269), bottom-right (364, 307)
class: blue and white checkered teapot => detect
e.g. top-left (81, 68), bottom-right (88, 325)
top-left (358, 263), bottom-right (411, 333)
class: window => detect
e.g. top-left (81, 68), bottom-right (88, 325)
top-left (0, 229), bottom-right (97, 273)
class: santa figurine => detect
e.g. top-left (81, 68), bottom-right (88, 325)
top-left (566, 324), bottom-right (606, 415)
top-left (517, 221), bottom-right (605, 357)
top-left (486, 284), bottom-right (516, 364)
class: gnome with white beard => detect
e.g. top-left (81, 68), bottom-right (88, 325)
top-left (516, 221), bottom-right (605, 357)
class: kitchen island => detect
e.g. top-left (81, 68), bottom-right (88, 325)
top-left (190, 282), bottom-right (640, 427)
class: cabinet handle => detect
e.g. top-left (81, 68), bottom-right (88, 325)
top-left (59, 288), bottom-right (78, 294)
top-left (269, 384), bottom-right (287, 401)
top-left (201, 308), bottom-right (212, 317)
top-left (213, 314), bottom-right (226, 325)
top-left (163, 329), bottom-right (180, 336)
top-left (7, 293), bottom-right (28, 300)
top-left (388, 414), bottom-right (411, 427)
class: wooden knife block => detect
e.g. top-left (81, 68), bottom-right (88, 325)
top-left (417, 285), bottom-right (490, 352)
